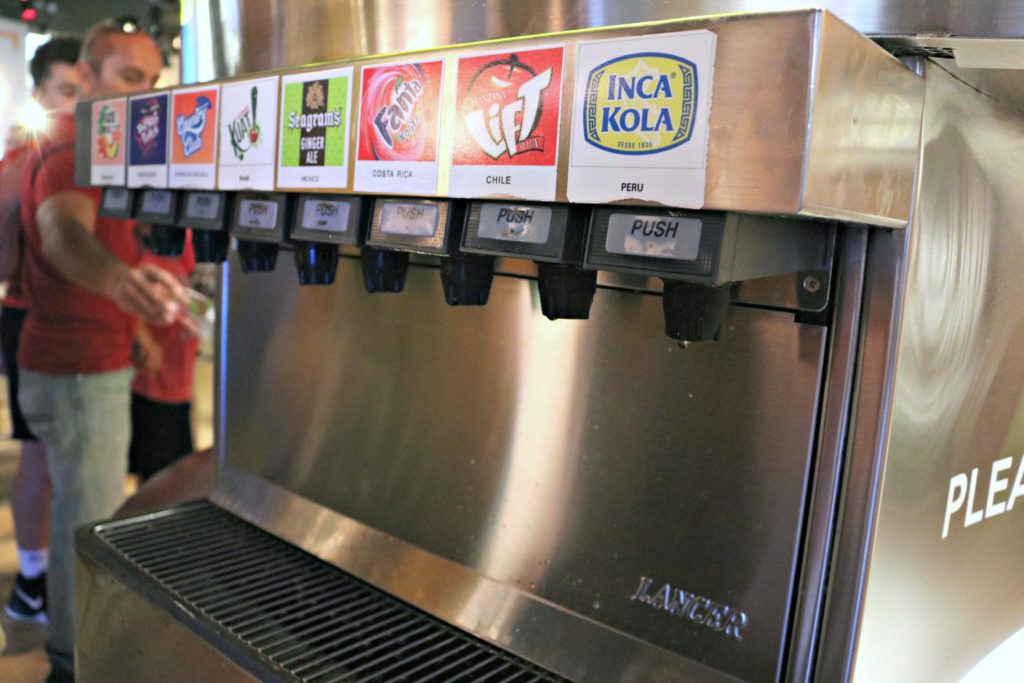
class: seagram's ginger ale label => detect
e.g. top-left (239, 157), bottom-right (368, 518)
top-left (276, 65), bottom-right (354, 190)
top-left (568, 30), bottom-right (716, 208)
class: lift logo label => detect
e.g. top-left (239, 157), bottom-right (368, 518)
top-left (276, 66), bottom-right (353, 190)
top-left (584, 53), bottom-right (696, 155)
top-left (447, 46), bottom-right (564, 202)
top-left (129, 94), bottom-right (168, 165)
top-left (453, 47), bottom-right (563, 165)
top-left (568, 31), bottom-right (716, 208)
top-left (358, 61), bottom-right (442, 163)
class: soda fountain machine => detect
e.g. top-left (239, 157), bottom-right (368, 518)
top-left (72, 3), bottom-right (1024, 682)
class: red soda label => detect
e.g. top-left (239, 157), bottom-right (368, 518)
top-left (452, 47), bottom-right (563, 167)
top-left (358, 61), bottom-right (443, 162)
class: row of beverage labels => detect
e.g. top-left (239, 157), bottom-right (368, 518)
top-left (85, 28), bottom-right (716, 208)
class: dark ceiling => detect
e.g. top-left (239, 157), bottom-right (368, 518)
top-left (0, 0), bottom-right (179, 39)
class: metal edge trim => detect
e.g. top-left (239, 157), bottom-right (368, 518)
top-left (811, 226), bottom-right (912, 681)
top-left (211, 465), bottom-right (748, 683)
top-left (781, 225), bottom-right (868, 683)
top-left (75, 517), bottom-right (297, 683)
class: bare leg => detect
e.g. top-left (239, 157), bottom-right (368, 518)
top-left (10, 440), bottom-right (51, 551)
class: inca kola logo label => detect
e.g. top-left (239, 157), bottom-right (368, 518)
top-left (584, 52), bottom-right (697, 155)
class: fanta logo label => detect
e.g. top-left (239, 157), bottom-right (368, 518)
top-left (176, 95), bottom-right (212, 158)
top-left (373, 76), bottom-right (424, 149)
top-left (583, 52), bottom-right (697, 155)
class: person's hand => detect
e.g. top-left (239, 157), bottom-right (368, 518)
top-left (133, 324), bottom-right (162, 374)
top-left (108, 262), bottom-right (185, 325)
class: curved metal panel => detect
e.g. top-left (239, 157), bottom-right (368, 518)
top-left (850, 61), bottom-right (1024, 683)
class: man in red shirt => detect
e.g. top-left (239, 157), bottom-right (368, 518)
top-left (16, 23), bottom-right (183, 683)
top-left (1, 35), bottom-right (83, 628)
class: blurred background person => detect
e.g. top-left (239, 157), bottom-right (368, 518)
top-left (16, 22), bottom-right (181, 683)
top-left (0, 35), bottom-right (82, 626)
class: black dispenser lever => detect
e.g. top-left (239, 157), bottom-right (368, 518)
top-left (361, 247), bottom-right (409, 293)
top-left (537, 262), bottom-right (597, 320)
top-left (661, 280), bottom-right (732, 343)
top-left (148, 224), bottom-right (187, 256)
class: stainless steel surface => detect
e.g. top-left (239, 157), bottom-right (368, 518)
top-left (875, 38), bottom-right (1024, 112)
top-left (813, 221), bottom-right (909, 683)
top-left (85, 502), bottom-right (568, 682)
top-left (802, 13), bottom-right (922, 226)
top-left (76, 548), bottom-right (259, 682)
top-left (848, 60), bottom-right (1024, 683)
top-left (781, 225), bottom-right (868, 683)
top-left (207, 0), bottom-right (1024, 74)
top-left (187, 7), bottom-right (925, 225)
top-left (217, 253), bottom-right (828, 682)
top-left (216, 467), bottom-right (744, 683)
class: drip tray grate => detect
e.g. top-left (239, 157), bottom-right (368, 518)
top-left (88, 500), bottom-right (568, 683)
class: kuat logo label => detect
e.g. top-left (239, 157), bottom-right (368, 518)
top-left (227, 85), bottom-right (261, 161)
top-left (583, 52), bottom-right (697, 155)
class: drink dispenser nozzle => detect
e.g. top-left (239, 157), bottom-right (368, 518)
top-left (135, 189), bottom-right (182, 256)
top-left (441, 253), bottom-right (494, 306)
top-left (661, 279), bottom-right (732, 343)
top-left (231, 192), bottom-right (291, 273)
top-left (178, 192), bottom-right (234, 264)
top-left (288, 195), bottom-right (371, 287)
top-left (148, 224), bottom-right (187, 256)
top-left (537, 262), bottom-right (598, 320)
top-left (293, 242), bottom-right (339, 285)
top-left (440, 202), bottom-right (493, 306)
top-left (535, 207), bottom-right (596, 320)
top-left (192, 227), bottom-right (231, 264)
top-left (237, 240), bottom-right (279, 272)
top-left (361, 247), bottom-right (409, 293)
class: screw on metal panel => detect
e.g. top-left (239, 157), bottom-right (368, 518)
top-left (802, 275), bottom-right (821, 293)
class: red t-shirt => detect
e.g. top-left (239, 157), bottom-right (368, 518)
top-left (18, 113), bottom-right (140, 375)
top-left (0, 141), bottom-right (29, 308)
top-left (132, 232), bottom-right (199, 404)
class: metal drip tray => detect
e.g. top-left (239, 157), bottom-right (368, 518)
top-left (79, 500), bottom-right (568, 683)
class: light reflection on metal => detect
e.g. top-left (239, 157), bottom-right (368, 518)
top-left (853, 61), bottom-right (1024, 683)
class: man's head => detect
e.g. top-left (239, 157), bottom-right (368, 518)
top-left (77, 22), bottom-right (163, 98)
top-left (30, 36), bottom-right (82, 112)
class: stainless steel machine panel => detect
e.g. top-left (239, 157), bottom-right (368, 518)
top-left (222, 256), bottom-right (827, 681)
top-left (850, 61), bottom-right (1024, 683)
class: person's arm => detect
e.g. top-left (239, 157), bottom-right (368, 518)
top-left (36, 190), bottom-right (183, 325)
top-left (133, 322), bottom-right (163, 374)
